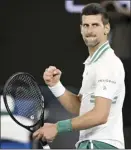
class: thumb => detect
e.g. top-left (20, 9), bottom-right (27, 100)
top-left (53, 69), bottom-right (61, 76)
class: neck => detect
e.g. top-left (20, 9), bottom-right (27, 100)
top-left (88, 40), bottom-right (108, 57)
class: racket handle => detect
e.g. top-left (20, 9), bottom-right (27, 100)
top-left (40, 140), bottom-right (47, 146)
top-left (40, 140), bottom-right (50, 149)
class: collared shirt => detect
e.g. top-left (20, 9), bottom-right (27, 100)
top-left (76, 41), bottom-right (125, 149)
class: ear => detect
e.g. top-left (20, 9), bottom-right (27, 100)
top-left (80, 24), bottom-right (83, 35)
top-left (104, 23), bottom-right (110, 35)
top-left (80, 24), bottom-right (82, 34)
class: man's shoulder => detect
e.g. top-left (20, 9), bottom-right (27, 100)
top-left (97, 49), bottom-right (124, 68)
top-left (95, 55), bottom-right (125, 77)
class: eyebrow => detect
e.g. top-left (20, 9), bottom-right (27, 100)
top-left (83, 23), bottom-right (100, 26)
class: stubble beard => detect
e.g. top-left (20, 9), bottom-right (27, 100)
top-left (84, 38), bottom-right (99, 48)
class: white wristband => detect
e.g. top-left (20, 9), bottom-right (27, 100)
top-left (48, 81), bottom-right (65, 97)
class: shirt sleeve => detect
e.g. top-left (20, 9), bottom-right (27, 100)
top-left (95, 65), bottom-right (119, 100)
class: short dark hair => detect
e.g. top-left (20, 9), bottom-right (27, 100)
top-left (80, 3), bottom-right (109, 25)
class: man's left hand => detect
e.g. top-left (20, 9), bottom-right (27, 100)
top-left (33, 123), bottom-right (58, 142)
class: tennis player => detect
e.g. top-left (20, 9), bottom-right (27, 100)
top-left (33, 3), bottom-right (125, 149)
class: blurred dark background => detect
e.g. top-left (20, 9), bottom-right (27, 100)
top-left (0, 0), bottom-right (131, 149)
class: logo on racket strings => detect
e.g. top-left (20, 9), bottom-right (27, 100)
top-left (30, 115), bottom-right (35, 120)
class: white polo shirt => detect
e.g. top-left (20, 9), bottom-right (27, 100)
top-left (76, 41), bottom-right (125, 149)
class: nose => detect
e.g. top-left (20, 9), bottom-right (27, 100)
top-left (86, 29), bottom-right (93, 37)
top-left (88, 25), bottom-right (94, 31)
top-left (85, 26), bottom-right (94, 35)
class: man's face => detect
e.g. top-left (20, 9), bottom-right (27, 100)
top-left (80, 14), bottom-right (109, 47)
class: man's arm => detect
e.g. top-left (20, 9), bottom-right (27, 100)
top-left (43, 66), bottom-right (81, 115)
top-left (71, 96), bottom-right (111, 130)
top-left (32, 96), bottom-right (112, 142)
top-left (57, 90), bottom-right (81, 115)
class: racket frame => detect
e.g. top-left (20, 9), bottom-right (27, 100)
top-left (3, 72), bottom-right (45, 132)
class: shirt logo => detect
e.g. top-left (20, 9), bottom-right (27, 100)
top-left (98, 79), bottom-right (116, 84)
top-left (103, 86), bottom-right (107, 90)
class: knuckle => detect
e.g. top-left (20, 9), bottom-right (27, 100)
top-left (49, 66), bottom-right (56, 71)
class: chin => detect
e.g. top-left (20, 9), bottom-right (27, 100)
top-left (84, 39), bottom-right (99, 47)
top-left (85, 42), bottom-right (98, 47)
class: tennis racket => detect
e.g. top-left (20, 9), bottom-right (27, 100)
top-left (3, 72), bottom-right (50, 149)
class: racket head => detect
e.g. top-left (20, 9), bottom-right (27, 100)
top-left (3, 72), bottom-right (45, 129)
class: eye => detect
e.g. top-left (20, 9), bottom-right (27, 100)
top-left (82, 24), bottom-right (88, 28)
top-left (92, 23), bottom-right (98, 27)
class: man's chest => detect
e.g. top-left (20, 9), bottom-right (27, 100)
top-left (81, 64), bottom-right (96, 93)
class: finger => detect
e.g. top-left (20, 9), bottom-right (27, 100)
top-left (44, 68), bottom-right (56, 77)
top-left (44, 71), bottom-right (54, 77)
top-left (35, 133), bottom-right (43, 141)
top-left (32, 128), bottom-right (41, 139)
top-left (44, 70), bottom-right (61, 79)
top-left (43, 72), bottom-right (53, 81)
top-left (46, 137), bottom-right (55, 143)
top-left (48, 66), bottom-right (56, 70)
top-left (48, 140), bottom-right (53, 143)
top-left (42, 136), bottom-right (46, 142)
top-left (53, 69), bottom-right (61, 76)
top-left (47, 66), bottom-right (56, 73)
top-left (33, 132), bottom-right (39, 139)
top-left (44, 78), bottom-right (52, 82)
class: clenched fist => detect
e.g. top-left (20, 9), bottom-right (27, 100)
top-left (43, 66), bottom-right (62, 87)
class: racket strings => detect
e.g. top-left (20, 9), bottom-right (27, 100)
top-left (5, 74), bottom-right (44, 126)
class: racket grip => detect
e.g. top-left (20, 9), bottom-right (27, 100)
top-left (40, 140), bottom-right (48, 146)
top-left (40, 140), bottom-right (51, 149)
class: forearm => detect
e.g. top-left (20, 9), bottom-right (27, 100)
top-left (48, 81), bottom-right (81, 115)
top-left (70, 97), bottom-right (110, 131)
top-left (58, 90), bottom-right (81, 115)
top-left (71, 109), bottom-right (106, 131)
top-left (56, 109), bottom-right (107, 134)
